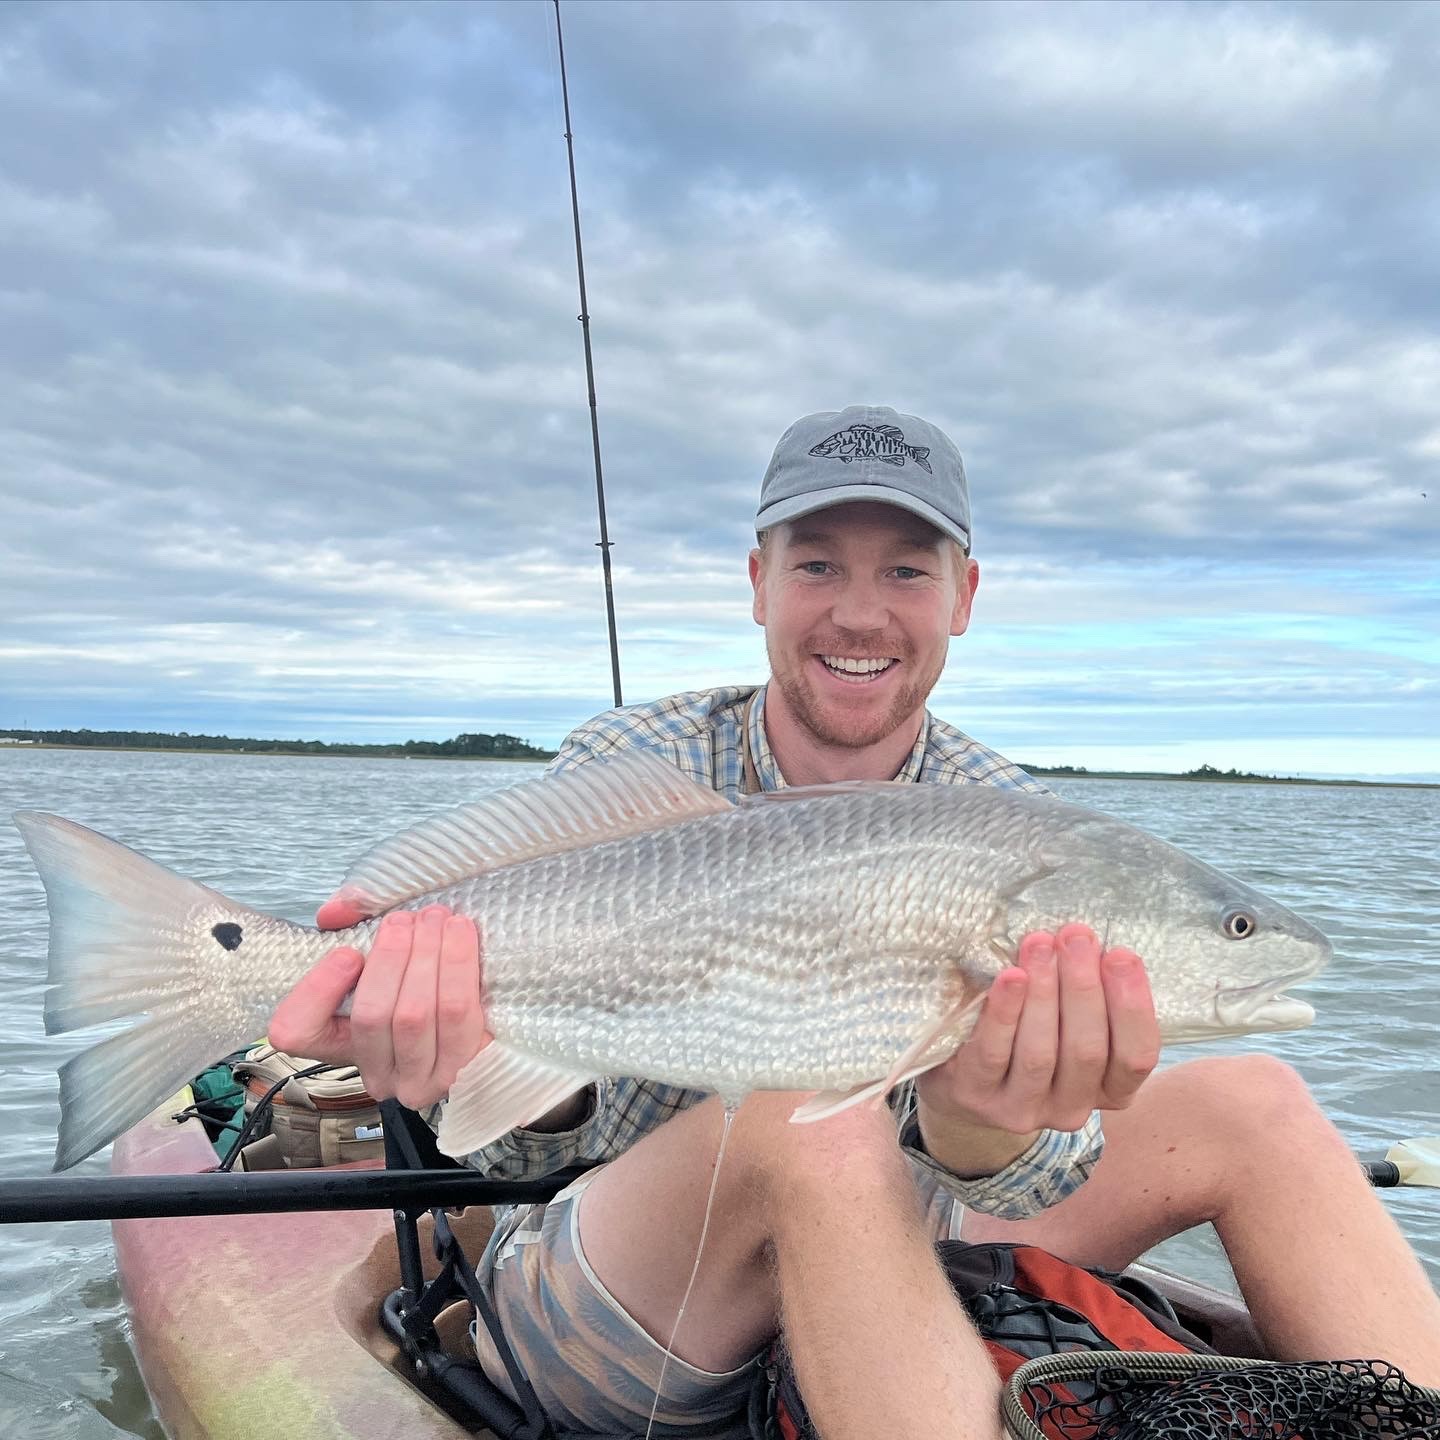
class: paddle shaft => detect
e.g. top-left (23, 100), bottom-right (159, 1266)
top-left (1364, 1161), bottom-right (1407, 1187)
top-left (0, 1167), bottom-right (581, 1224)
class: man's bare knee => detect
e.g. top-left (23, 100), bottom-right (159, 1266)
top-left (1159, 1055), bottom-right (1328, 1149)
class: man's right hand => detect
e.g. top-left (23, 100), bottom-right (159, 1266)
top-left (268, 903), bottom-right (491, 1111)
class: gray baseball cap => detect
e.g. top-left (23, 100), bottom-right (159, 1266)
top-left (755, 405), bottom-right (971, 551)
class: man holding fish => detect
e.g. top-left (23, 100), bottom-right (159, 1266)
top-left (271, 406), bottom-right (1440, 1437)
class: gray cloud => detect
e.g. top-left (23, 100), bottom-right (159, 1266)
top-left (0, 0), bottom-right (1436, 772)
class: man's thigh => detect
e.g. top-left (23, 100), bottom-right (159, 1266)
top-left (960, 1059), bottom-right (1232, 1268)
top-left (573, 1094), bottom-right (792, 1373)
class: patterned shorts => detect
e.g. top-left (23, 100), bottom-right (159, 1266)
top-left (472, 1170), bottom-right (759, 1436)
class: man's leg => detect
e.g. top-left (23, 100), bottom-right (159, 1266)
top-left (961, 1055), bottom-right (1440, 1382)
top-left (554, 1091), bottom-right (1004, 1437)
top-left (764, 1100), bottom-right (1007, 1440)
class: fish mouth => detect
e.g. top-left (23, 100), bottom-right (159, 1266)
top-left (1214, 970), bottom-right (1318, 1034)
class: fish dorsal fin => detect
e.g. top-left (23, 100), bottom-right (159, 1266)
top-left (336, 752), bottom-right (732, 915)
top-left (742, 779), bottom-right (907, 805)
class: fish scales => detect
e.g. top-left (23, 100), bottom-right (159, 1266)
top-left (452, 787), bottom-right (1066, 1092)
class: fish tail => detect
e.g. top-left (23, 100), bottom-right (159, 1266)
top-left (908, 446), bottom-right (932, 474)
top-left (14, 811), bottom-right (260, 1171)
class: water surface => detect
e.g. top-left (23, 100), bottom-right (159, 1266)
top-left (0, 749), bottom-right (1435, 1434)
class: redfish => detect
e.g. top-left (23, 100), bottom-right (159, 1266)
top-left (15, 752), bottom-right (1330, 1169)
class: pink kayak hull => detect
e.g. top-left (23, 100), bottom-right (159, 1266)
top-left (111, 1101), bottom-right (482, 1440)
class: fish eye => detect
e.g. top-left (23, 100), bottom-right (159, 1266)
top-left (1221, 908), bottom-right (1257, 940)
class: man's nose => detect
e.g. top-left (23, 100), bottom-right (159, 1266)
top-left (829, 577), bottom-right (888, 632)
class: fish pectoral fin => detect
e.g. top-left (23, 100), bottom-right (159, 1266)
top-left (788, 1079), bottom-right (891, 1125)
top-left (436, 1044), bottom-right (600, 1158)
top-left (880, 992), bottom-right (986, 1091)
top-left (787, 994), bottom-right (989, 1128)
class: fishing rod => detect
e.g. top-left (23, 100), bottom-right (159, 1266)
top-left (0, 1140), bottom-right (1434, 1225)
top-left (0, 1166), bottom-right (584, 1225)
top-left (554, 0), bottom-right (623, 708)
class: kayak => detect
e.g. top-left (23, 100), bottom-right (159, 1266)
top-left (111, 1093), bottom-right (479, 1440)
top-left (110, 1096), bottom-right (1268, 1440)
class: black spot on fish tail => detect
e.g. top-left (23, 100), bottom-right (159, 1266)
top-left (212, 922), bottom-right (243, 951)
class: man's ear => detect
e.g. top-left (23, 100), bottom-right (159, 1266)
top-left (749, 548), bottom-right (767, 625)
top-left (950, 556), bottom-right (979, 636)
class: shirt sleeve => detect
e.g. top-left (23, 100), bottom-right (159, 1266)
top-left (434, 1077), bottom-right (706, 1180)
top-left (896, 1104), bottom-right (1105, 1220)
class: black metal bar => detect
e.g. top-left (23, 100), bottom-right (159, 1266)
top-left (553, 0), bottom-right (623, 709)
top-left (0, 1167), bottom-right (582, 1225)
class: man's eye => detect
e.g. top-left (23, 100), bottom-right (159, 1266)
top-left (800, 561), bottom-right (831, 576)
top-left (893, 566), bottom-right (925, 580)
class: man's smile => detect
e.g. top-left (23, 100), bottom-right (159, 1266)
top-left (815, 654), bottom-right (900, 684)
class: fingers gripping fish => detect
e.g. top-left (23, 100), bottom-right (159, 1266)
top-left (14, 753), bottom-right (1330, 1171)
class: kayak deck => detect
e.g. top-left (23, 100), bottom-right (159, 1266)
top-left (112, 1095), bottom-right (484, 1440)
top-left (111, 1099), bottom-right (1266, 1438)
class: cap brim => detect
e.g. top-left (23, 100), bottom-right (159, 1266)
top-left (755, 484), bottom-right (970, 550)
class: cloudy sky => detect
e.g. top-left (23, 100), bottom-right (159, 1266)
top-left (2, 0), bottom-right (1437, 778)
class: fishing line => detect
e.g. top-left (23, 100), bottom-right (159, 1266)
top-left (643, 1098), bottom-right (739, 1440)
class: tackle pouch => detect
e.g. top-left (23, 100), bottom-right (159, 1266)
top-left (749, 1241), bottom-right (1213, 1440)
top-left (234, 1044), bottom-right (386, 1168)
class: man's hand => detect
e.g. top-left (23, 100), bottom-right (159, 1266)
top-left (269, 903), bottom-right (491, 1111)
top-left (914, 923), bottom-right (1159, 1175)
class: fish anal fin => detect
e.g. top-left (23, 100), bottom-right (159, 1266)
top-left (436, 1043), bottom-right (599, 1157)
top-left (338, 752), bottom-right (732, 915)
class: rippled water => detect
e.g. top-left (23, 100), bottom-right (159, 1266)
top-left (0, 749), bottom-right (1436, 1435)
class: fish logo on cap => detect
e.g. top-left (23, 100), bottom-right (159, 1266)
top-left (808, 423), bottom-right (933, 475)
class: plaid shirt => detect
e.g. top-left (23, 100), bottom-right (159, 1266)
top-left (456, 683), bottom-right (1104, 1224)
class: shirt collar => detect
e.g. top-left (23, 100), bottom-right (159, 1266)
top-left (751, 682), bottom-right (932, 789)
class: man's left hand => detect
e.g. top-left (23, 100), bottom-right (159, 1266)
top-left (915, 924), bottom-right (1160, 1168)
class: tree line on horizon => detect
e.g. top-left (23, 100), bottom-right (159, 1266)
top-left (1024, 761), bottom-right (1292, 782)
top-left (0, 728), bottom-right (557, 760)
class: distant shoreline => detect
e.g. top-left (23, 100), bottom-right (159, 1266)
top-left (0, 743), bottom-right (547, 763)
top-left (3, 741), bottom-right (1434, 788)
top-left (1028, 768), bottom-right (1438, 791)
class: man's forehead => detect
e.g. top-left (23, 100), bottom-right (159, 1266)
top-left (778, 503), bottom-right (945, 551)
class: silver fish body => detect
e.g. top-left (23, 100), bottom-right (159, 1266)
top-left (14, 753), bottom-right (1331, 1169)
top-left (467, 786), bottom-right (1316, 1084)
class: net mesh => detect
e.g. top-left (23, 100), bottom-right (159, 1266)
top-left (1019, 1358), bottom-right (1440, 1440)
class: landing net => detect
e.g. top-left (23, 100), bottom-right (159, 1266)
top-left (1005, 1353), bottom-right (1440, 1440)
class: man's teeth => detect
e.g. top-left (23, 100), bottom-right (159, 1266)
top-left (821, 655), bottom-right (895, 675)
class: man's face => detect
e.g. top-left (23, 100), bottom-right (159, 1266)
top-left (748, 501), bottom-right (979, 751)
